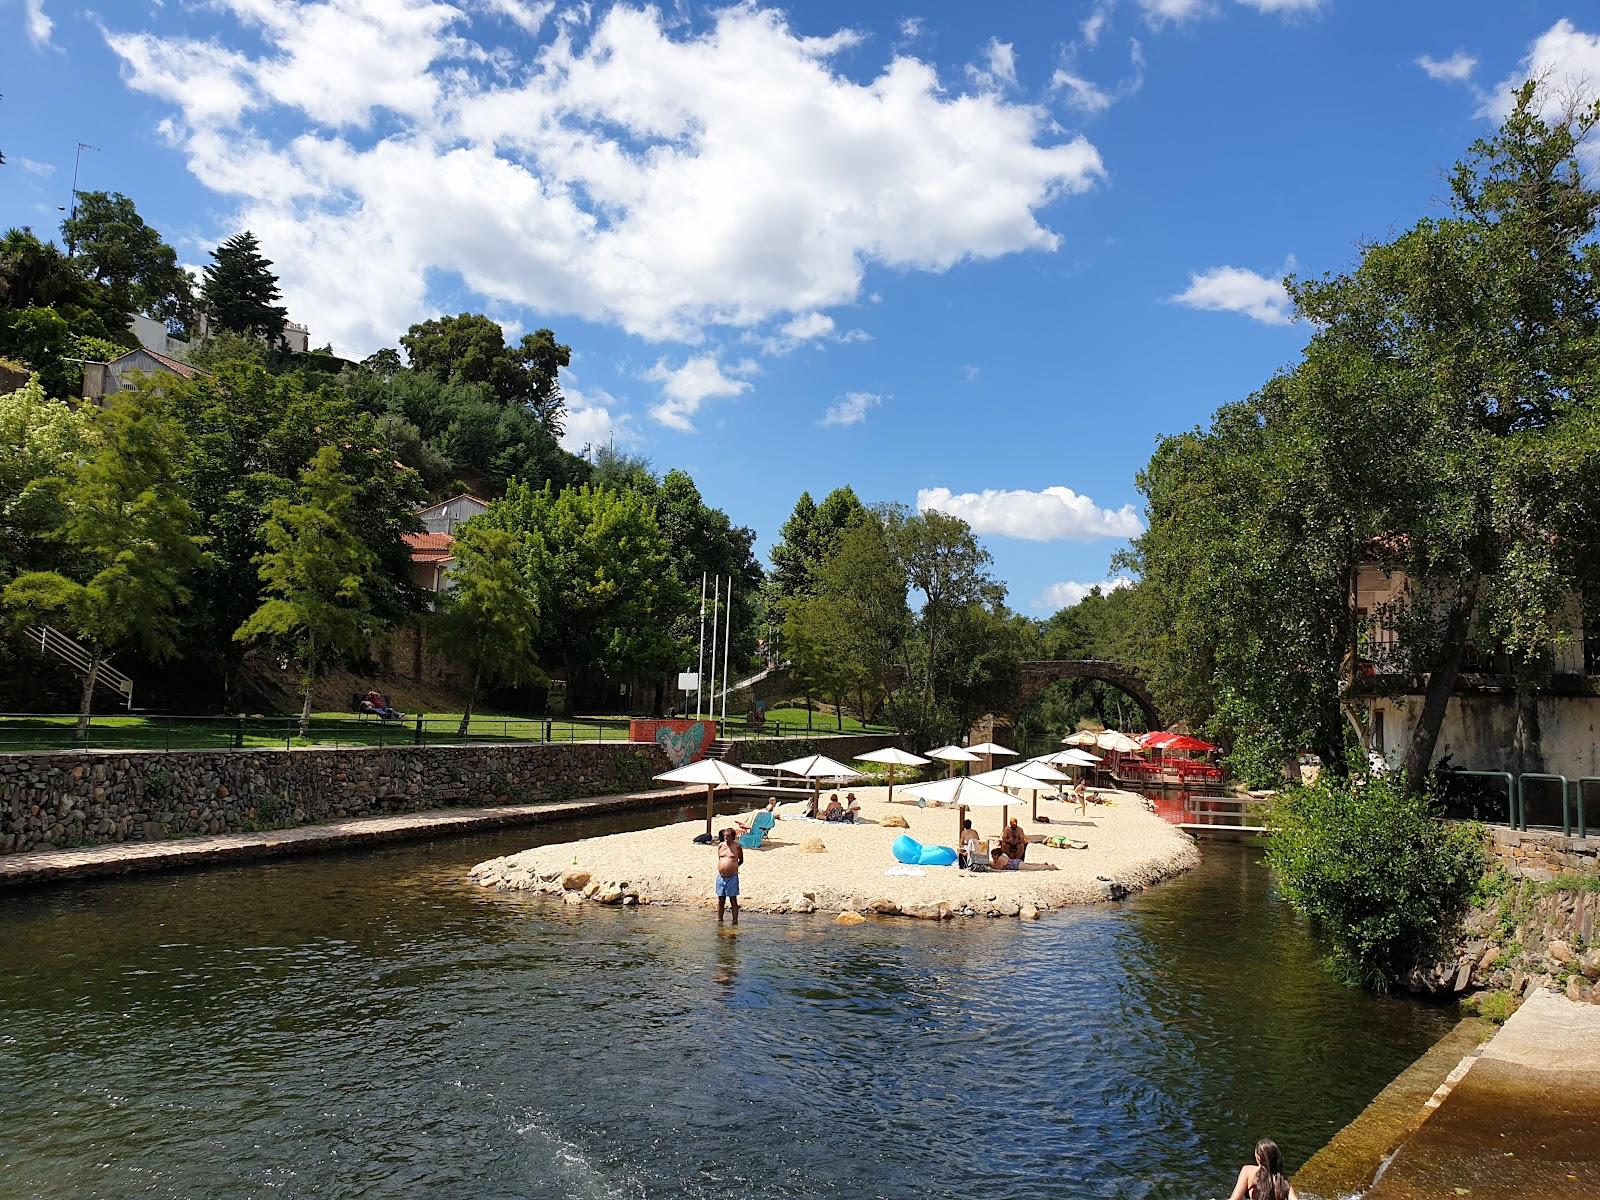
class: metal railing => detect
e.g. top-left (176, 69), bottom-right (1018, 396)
top-left (27, 626), bottom-right (135, 708)
top-left (0, 711), bottom-right (868, 755)
top-left (1442, 768), bottom-right (1588, 837)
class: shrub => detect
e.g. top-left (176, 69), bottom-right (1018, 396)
top-left (1461, 989), bottom-right (1519, 1024)
top-left (1265, 771), bottom-right (1487, 990)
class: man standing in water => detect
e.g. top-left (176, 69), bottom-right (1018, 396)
top-left (716, 827), bottom-right (743, 925)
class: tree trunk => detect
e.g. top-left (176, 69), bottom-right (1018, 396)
top-left (1402, 580), bottom-right (1479, 796)
top-left (459, 662), bottom-right (481, 738)
top-left (835, 692), bottom-right (843, 732)
top-left (298, 684), bottom-right (313, 740)
top-left (75, 653), bottom-right (100, 742)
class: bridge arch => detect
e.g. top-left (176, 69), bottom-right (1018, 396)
top-left (973, 659), bottom-right (1161, 744)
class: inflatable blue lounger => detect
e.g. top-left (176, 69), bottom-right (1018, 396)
top-left (890, 833), bottom-right (958, 867)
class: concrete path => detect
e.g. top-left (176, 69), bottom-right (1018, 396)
top-left (0, 786), bottom-right (699, 889)
top-left (1365, 988), bottom-right (1600, 1198)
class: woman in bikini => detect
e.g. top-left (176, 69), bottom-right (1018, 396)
top-left (1227, 1138), bottom-right (1297, 1200)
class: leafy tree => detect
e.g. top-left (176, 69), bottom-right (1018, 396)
top-left (2, 388), bottom-right (203, 738)
top-left (235, 446), bottom-right (385, 736)
top-left (60, 191), bottom-right (195, 332)
top-left (155, 359), bottom-right (423, 705)
top-left (884, 505), bottom-right (997, 735)
top-left (479, 481), bottom-right (685, 709)
top-left (431, 523), bottom-right (541, 735)
top-left (768, 485), bottom-right (867, 603)
top-left (1267, 772), bottom-right (1485, 990)
top-left (809, 515), bottom-right (910, 722)
top-left (1289, 84), bottom-right (1600, 791)
top-left (0, 227), bottom-right (124, 339)
top-left (202, 231), bottom-right (288, 347)
top-left (0, 375), bottom-right (95, 585)
top-left (0, 306), bottom-right (76, 397)
top-left (400, 313), bottom-right (570, 432)
top-left (653, 468), bottom-right (762, 680)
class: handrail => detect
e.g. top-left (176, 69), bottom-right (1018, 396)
top-left (27, 625), bottom-right (134, 707)
top-left (1518, 772), bottom-right (1570, 836)
top-left (1575, 778), bottom-right (1597, 841)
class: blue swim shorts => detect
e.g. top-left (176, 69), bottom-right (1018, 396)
top-left (716, 873), bottom-right (740, 898)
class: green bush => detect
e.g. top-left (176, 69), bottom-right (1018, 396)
top-left (1265, 771), bottom-right (1487, 990)
top-left (1461, 989), bottom-right (1519, 1024)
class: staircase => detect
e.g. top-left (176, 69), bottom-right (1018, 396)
top-left (26, 626), bottom-right (134, 709)
top-left (703, 739), bottom-right (735, 761)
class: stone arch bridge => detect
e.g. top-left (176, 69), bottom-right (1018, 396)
top-left (972, 659), bottom-right (1161, 744)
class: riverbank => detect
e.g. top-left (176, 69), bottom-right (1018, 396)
top-left (0, 786), bottom-right (698, 888)
top-left (1362, 988), bottom-right (1600, 1198)
top-left (470, 784), bottom-right (1199, 918)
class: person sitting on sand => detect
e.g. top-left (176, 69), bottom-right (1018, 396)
top-left (842, 794), bottom-right (862, 823)
top-left (1227, 1138), bottom-right (1297, 1200)
top-left (999, 817), bottom-right (1027, 862)
top-left (958, 819), bottom-right (982, 866)
top-left (735, 798), bottom-right (780, 834)
top-left (715, 827), bottom-right (743, 926)
top-left (821, 794), bottom-right (846, 822)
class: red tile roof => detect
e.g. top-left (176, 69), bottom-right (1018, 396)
top-left (403, 531), bottom-right (455, 562)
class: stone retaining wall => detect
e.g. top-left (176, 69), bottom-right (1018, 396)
top-left (1488, 826), bottom-right (1600, 879)
top-left (0, 742), bottom-right (669, 854)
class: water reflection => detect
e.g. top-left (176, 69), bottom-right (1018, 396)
top-left (0, 811), bottom-right (1454, 1200)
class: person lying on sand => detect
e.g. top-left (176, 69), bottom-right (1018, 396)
top-left (735, 798), bottom-right (780, 834)
top-left (989, 847), bottom-right (1059, 872)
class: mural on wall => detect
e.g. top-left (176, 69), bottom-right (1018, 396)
top-left (630, 719), bottom-right (716, 767)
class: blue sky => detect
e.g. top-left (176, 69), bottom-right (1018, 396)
top-left (4, 1), bottom-right (1596, 612)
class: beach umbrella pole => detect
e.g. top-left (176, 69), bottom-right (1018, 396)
top-left (887, 765), bottom-right (895, 803)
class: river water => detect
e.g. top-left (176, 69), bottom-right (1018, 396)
top-left (0, 803), bottom-right (1455, 1200)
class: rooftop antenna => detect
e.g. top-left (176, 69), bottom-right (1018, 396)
top-left (65, 141), bottom-right (99, 257)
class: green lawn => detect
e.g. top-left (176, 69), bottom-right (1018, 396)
top-left (757, 706), bottom-right (895, 736)
top-left (0, 708), bottom-right (882, 753)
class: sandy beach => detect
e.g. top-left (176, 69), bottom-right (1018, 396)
top-left (470, 784), bottom-right (1200, 920)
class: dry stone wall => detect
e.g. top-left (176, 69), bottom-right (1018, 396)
top-left (0, 742), bottom-right (668, 854)
top-left (1487, 825), bottom-right (1600, 878)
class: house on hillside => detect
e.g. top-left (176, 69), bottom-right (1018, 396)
top-left (1344, 563), bottom-right (1599, 779)
top-left (417, 494), bottom-right (489, 534)
top-left (403, 495), bottom-right (491, 598)
top-left (403, 531), bottom-right (457, 595)
top-left (81, 346), bottom-right (201, 405)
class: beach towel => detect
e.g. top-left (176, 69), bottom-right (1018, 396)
top-left (884, 866), bottom-right (926, 877)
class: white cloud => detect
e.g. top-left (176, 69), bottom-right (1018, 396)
top-left (1416, 52), bottom-right (1477, 83)
top-left (966, 36), bottom-right (1018, 91)
top-left (898, 17), bottom-right (924, 41)
top-left (1081, 1), bottom-right (1115, 48)
top-left (645, 353), bottom-right (754, 431)
top-left (24, 0), bottom-right (53, 47)
top-left (782, 311), bottom-right (834, 340)
top-left (482, 0), bottom-right (554, 36)
top-left (1137, 0), bottom-right (1211, 27)
top-left (1485, 20), bottom-right (1600, 125)
top-left (104, 5), bottom-right (1103, 354)
top-left (16, 156), bottom-right (55, 177)
top-left (820, 390), bottom-right (881, 427)
top-left (916, 485), bottom-right (1143, 541)
top-left (1235, 0), bottom-right (1321, 13)
top-left (1051, 70), bottom-right (1113, 114)
top-left (1170, 264), bottom-right (1294, 325)
top-left (1036, 577), bottom-right (1132, 611)
top-left (561, 383), bottom-right (638, 453)
top-left (960, 364), bottom-right (980, 383)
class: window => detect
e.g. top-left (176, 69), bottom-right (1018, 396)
top-left (1372, 709), bottom-right (1385, 753)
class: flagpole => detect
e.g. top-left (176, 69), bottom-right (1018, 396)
top-left (721, 578), bottom-right (733, 726)
top-left (696, 572), bottom-right (707, 720)
top-left (707, 576), bottom-right (720, 732)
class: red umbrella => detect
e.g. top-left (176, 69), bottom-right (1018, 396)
top-left (1163, 735), bottom-right (1217, 754)
top-left (1138, 731), bottom-right (1181, 749)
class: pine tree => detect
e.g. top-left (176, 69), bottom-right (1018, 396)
top-left (234, 446), bottom-right (381, 736)
top-left (201, 231), bottom-right (288, 347)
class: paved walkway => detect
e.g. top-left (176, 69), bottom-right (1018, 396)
top-left (0, 786), bottom-right (700, 889)
top-left (1364, 988), bottom-right (1600, 1198)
